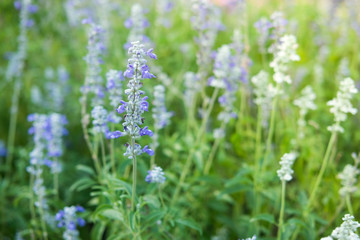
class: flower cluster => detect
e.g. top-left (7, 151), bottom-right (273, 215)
top-left (231, 30), bottom-right (250, 84)
top-left (270, 34), bottom-right (300, 85)
top-left (293, 86), bottom-right (317, 139)
top-left (56, 206), bottom-right (86, 240)
top-left (277, 152), bottom-right (298, 182)
top-left (82, 21), bottom-right (106, 106)
top-left (251, 71), bottom-right (276, 127)
top-left (184, 72), bottom-right (201, 108)
top-left (6, 0), bottom-right (37, 81)
top-left (254, 17), bottom-right (272, 54)
top-left (155, 0), bottom-right (174, 28)
top-left (106, 70), bottom-right (124, 108)
top-left (338, 161), bottom-right (360, 196)
top-left (124, 4), bottom-right (150, 49)
top-left (91, 105), bottom-right (108, 134)
top-left (268, 11), bottom-right (288, 53)
top-left (239, 236), bottom-right (256, 240)
top-left (191, 0), bottom-right (223, 80)
top-left (145, 166), bottom-right (166, 184)
top-left (111, 41), bottom-right (156, 158)
top-left (211, 45), bottom-right (242, 121)
top-left (27, 114), bottom-right (50, 213)
top-left (321, 214), bottom-right (360, 240)
top-left (327, 77), bottom-right (358, 133)
top-left (152, 85), bottom-right (173, 149)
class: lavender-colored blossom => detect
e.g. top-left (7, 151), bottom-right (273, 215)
top-left (0, 140), bottom-right (7, 157)
top-left (124, 4), bottom-right (151, 49)
top-left (156, 0), bottom-right (174, 28)
top-left (152, 85), bottom-right (173, 149)
top-left (56, 206), bottom-right (86, 240)
top-left (184, 72), bottom-right (201, 108)
top-left (191, 0), bottom-right (224, 83)
top-left (91, 106), bottom-right (108, 134)
top-left (47, 113), bottom-right (67, 158)
top-left (6, 0), bottom-right (35, 81)
top-left (145, 166), bottom-right (166, 183)
top-left (254, 17), bottom-right (272, 54)
top-left (268, 11), bottom-right (288, 54)
top-left (111, 41), bottom-right (156, 158)
top-left (106, 69), bottom-right (124, 108)
top-left (27, 114), bottom-right (50, 220)
top-left (82, 22), bottom-right (106, 106)
top-left (209, 45), bottom-right (242, 136)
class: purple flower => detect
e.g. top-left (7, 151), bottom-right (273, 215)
top-left (117, 101), bottom-right (127, 114)
top-left (124, 64), bottom-right (134, 78)
top-left (28, 4), bottom-right (38, 13)
top-left (76, 206), bottom-right (85, 212)
top-left (124, 18), bottom-right (133, 28)
top-left (77, 218), bottom-right (86, 227)
top-left (139, 126), bottom-right (153, 137)
top-left (67, 221), bottom-right (76, 231)
top-left (142, 145), bottom-right (154, 156)
top-left (14, 1), bottom-right (21, 10)
top-left (55, 210), bottom-right (64, 221)
top-left (107, 130), bottom-right (122, 139)
top-left (81, 18), bottom-right (93, 25)
top-left (141, 65), bottom-right (156, 79)
top-left (140, 96), bottom-right (149, 111)
top-left (146, 49), bottom-right (157, 60)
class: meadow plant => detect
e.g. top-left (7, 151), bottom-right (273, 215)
top-left (124, 4), bottom-right (150, 49)
top-left (112, 41), bottom-right (156, 211)
top-left (3, 1), bottom-right (360, 239)
top-left (5, 0), bottom-right (37, 175)
top-left (321, 214), bottom-right (360, 240)
top-left (55, 206), bottom-right (85, 240)
top-left (293, 86), bottom-right (317, 140)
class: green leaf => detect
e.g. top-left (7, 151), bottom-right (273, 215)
top-left (250, 213), bottom-right (276, 225)
top-left (175, 218), bottom-right (203, 235)
top-left (91, 222), bottom-right (106, 240)
top-left (76, 164), bottom-right (95, 176)
top-left (100, 209), bottom-right (123, 221)
top-left (69, 177), bottom-right (96, 192)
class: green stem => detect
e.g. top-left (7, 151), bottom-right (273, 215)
top-left (158, 185), bottom-right (165, 208)
top-left (53, 157), bottom-right (59, 200)
top-left (263, 84), bottom-right (280, 170)
top-left (305, 131), bottom-right (337, 215)
top-left (346, 194), bottom-right (354, 216)
top-left (291, 130), bottom-right (338, 240)
top-left (171, 88), bottom-right (219, 206)
top-left (203, 121), bottom-right (226, 174)
top-left (255, 106), bottom-right (263, 168)
top-left (100, 134), bottom-right (106, 170)
top-left (131, 137), bottom-right (137, 212)
top-left (110, 123), bottom-right (116, 176)
top-left (277, 180), bottom-right (286, 240)
top-left (6, 79), bottom-right (21, 177)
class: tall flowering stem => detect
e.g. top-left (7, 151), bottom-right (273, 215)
top-left (276, 152), bottom-right (297, 240)
top-left (80, 20), bottom-right (106, 173)
top-left (264, 35), bottom-right (299, 169)
top-left (151, 85), bottom-right (172, 167)
top-left (111, 41), bottom-right (156, 211)
top-left (6, 0), bottom-right (36, 176)
top-left (292, 78), bottom-right (358, 239)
